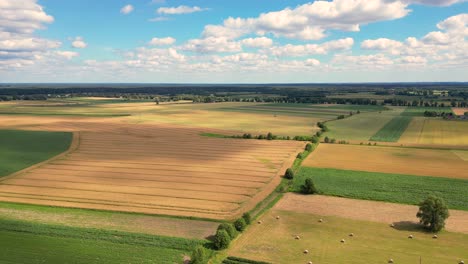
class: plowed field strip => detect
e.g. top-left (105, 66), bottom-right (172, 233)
top-left (69, 151), bottom-right (288, 163)
top-left (76, 146), bottom-right (292, 158)
top-left (17, 174), bottom-right (258, 195)
top-left (22, 170), bottom-right (267, 187)
top-left (0, 195), bottom-right (234, 219)
top-left (11, 177), bottom-right (256, 196)
top-left (0, 186), bottom-right (239, 210)
top-left (64, 155), bottom-right (283, 167)
top-left (40, 165), bottom-right (275, 179)
top-left (30, 168), bottom-right (272, 183)
top-left (3, 180), bottom-right (248, 203)
top-left (49, 160), bottom-right (275, 174)
top-left (0, 193), bottom-right (233, 215)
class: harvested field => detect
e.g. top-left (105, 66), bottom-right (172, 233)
top-left (276, 194), bottom-right (468, 234)
top-left (0, 116), bottom-right (304, 220)
top-left (399, 118), bottom-right (468, 147)
top-left (303, 144), bottom-right (468, 179)
top-left (228, 209), bottom-right (468, 263)
top-left (452, 107), bottom-right (468, 116)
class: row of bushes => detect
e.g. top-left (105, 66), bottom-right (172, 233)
top-left (222, 256), bottom-right (271, 264)
top-left (190, 213), bottom-right (253, 263)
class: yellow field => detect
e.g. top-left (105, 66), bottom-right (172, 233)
top-left (0, 115), bottom-right (304, 220)
top-left (399, 118), bottom-right (468, 147)
top-left (452, 107), bottom-right (468, 116)
top-left (303, 144), bottom-right (468, 179)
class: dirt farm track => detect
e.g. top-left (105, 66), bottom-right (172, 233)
top-left (0, 116), bottom-right (304, 220)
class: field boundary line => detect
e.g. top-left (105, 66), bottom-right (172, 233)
top-left (0, 131), bottom-right (80, 183)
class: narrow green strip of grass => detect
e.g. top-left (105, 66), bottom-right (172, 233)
top-left (369, 116), bottom-right (412, 142)
top-left (292, 167), bottom-right (468, 210)
top-left (0, 130), bottom-right (72, 177)
top-left (200, 132), bottom-right (230, 138)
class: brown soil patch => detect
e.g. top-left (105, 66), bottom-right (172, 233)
top-left (0, 115), bottom-right (304, 220)
top-left (275, 193), bottom-right (468, 234)
top-left (303, 144), bottom-right (468, 179)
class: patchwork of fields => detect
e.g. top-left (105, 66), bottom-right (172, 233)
top-left (0, 116), bottom-right (304, 220)
top-left (303, 144), bottom-right (468, 179)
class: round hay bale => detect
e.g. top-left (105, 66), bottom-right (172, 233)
top-left (390, 223), bottom-right (395, 228)
top-left (349, 233), bottom-right (354, 237)
top-left (459, 261), bottom-right (464, 264)
top-left (276, 216), bottom-right (280, 220)
top-left (319, 219), bottom-right (323, 223)
top-left (433, 234), bottom-right (438, 239)
top-left (303, 249), bottom-right (309, 254)
top-left (295, 235), bottom-right (300, 240)
top-left (408, 235), bottom-right (413, 239)
top-left (257, 220), bottom-right (262, 224)
top-left (340, 239), bottom-right (345, 243)
top-left (388, 259), bottom-right (394, 263)
top-left (308, 262), bottom-right (313, 264)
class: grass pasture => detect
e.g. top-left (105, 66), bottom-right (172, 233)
top-left (399, 118), bottom-right (468, 147)
top-left (370, 116), bottom-right (412, 142)
top-left (228, 210), bottom-right (468, 264)
top-left (0, 130), bottom-right (72, 177)
top-left (292, 167), bottom-right (468, 210)
top-left (303, 144), bottom-right (468, 179)
top-left (0, 218), bottom-right (206, 264)
top-left (0, 116), bottom-right (304, 220)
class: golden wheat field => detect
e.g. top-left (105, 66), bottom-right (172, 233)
top-left (0, 116), bottom-right (304, 220)
top-left (303, 144), bottom-right (468, 179)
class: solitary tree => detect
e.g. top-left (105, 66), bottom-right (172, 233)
top-left (284, 168), bottom-right (294, 180)
top-left (214, 229), bottom-right (231, 250)
top-left (301, 178), bottom-right (318, 194)
top-left (190, 245), bottom-right (208, 264)
top-left (305, 143), bottom-right (313, 152)
top-left (324, 136), bottom-right (330, 143)
top-left (416, 195), bottom-right (449, 232)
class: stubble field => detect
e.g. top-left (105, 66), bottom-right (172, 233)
top-left (0, 116), bottom-right (304, 220)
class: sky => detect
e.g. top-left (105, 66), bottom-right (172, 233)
top-left (0, 0), bottom-right (467, 83)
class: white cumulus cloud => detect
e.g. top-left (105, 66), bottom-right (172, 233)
top-left (71, 37), bottom-right (87, 48)
top-left (149, 37), bottom-right (176, 46)
top-left (241, 37), bottom-right (273, 48)
top-left (120, 4), bottom-right (134, 14)
top-left (157, 6), bottom-right (207, 15)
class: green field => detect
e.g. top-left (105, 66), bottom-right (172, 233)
top-left (229, 210), bottom-right (468, 264)
top-left (402, 107), bottom-right (454, 116)
top-left (0, 218), bottom-right (208, 264)
top-left (292, 167), bottom-right (468, 210)
top-left (325, 107), bottom-right (403, 141)
top-left (0, 130), bottom-right (72, 177)
top-left (370, 116), bottom-right (413, 142)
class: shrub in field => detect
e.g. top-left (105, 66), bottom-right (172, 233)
top-left (190, 245), bottom-right (208, 264)
top-left (214, 229), bottom-right (231, 250)
top-left (324, 136), bottom-right (330, 143)
top-left (242, 212), bottom-right (252, 225)
top-left (284, 168), bottom-right (294, 180)
top-left (296, 153), bottom-right (304, 159)
top-left (217, 223), bottom-right (237, 239)
top-left (301, 178), bottom-right (317, 194)
top-left (416, 196), bottom-right (449, 232)
top-left (316, 131), bottom-right (322, 137)
top-left (234, 218), bottom-right (247, 232)
top-left (305, 143), bottom-right (313, 151)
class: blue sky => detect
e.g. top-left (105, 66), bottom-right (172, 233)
top-left (0, 0), bottom-right (467, 82)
